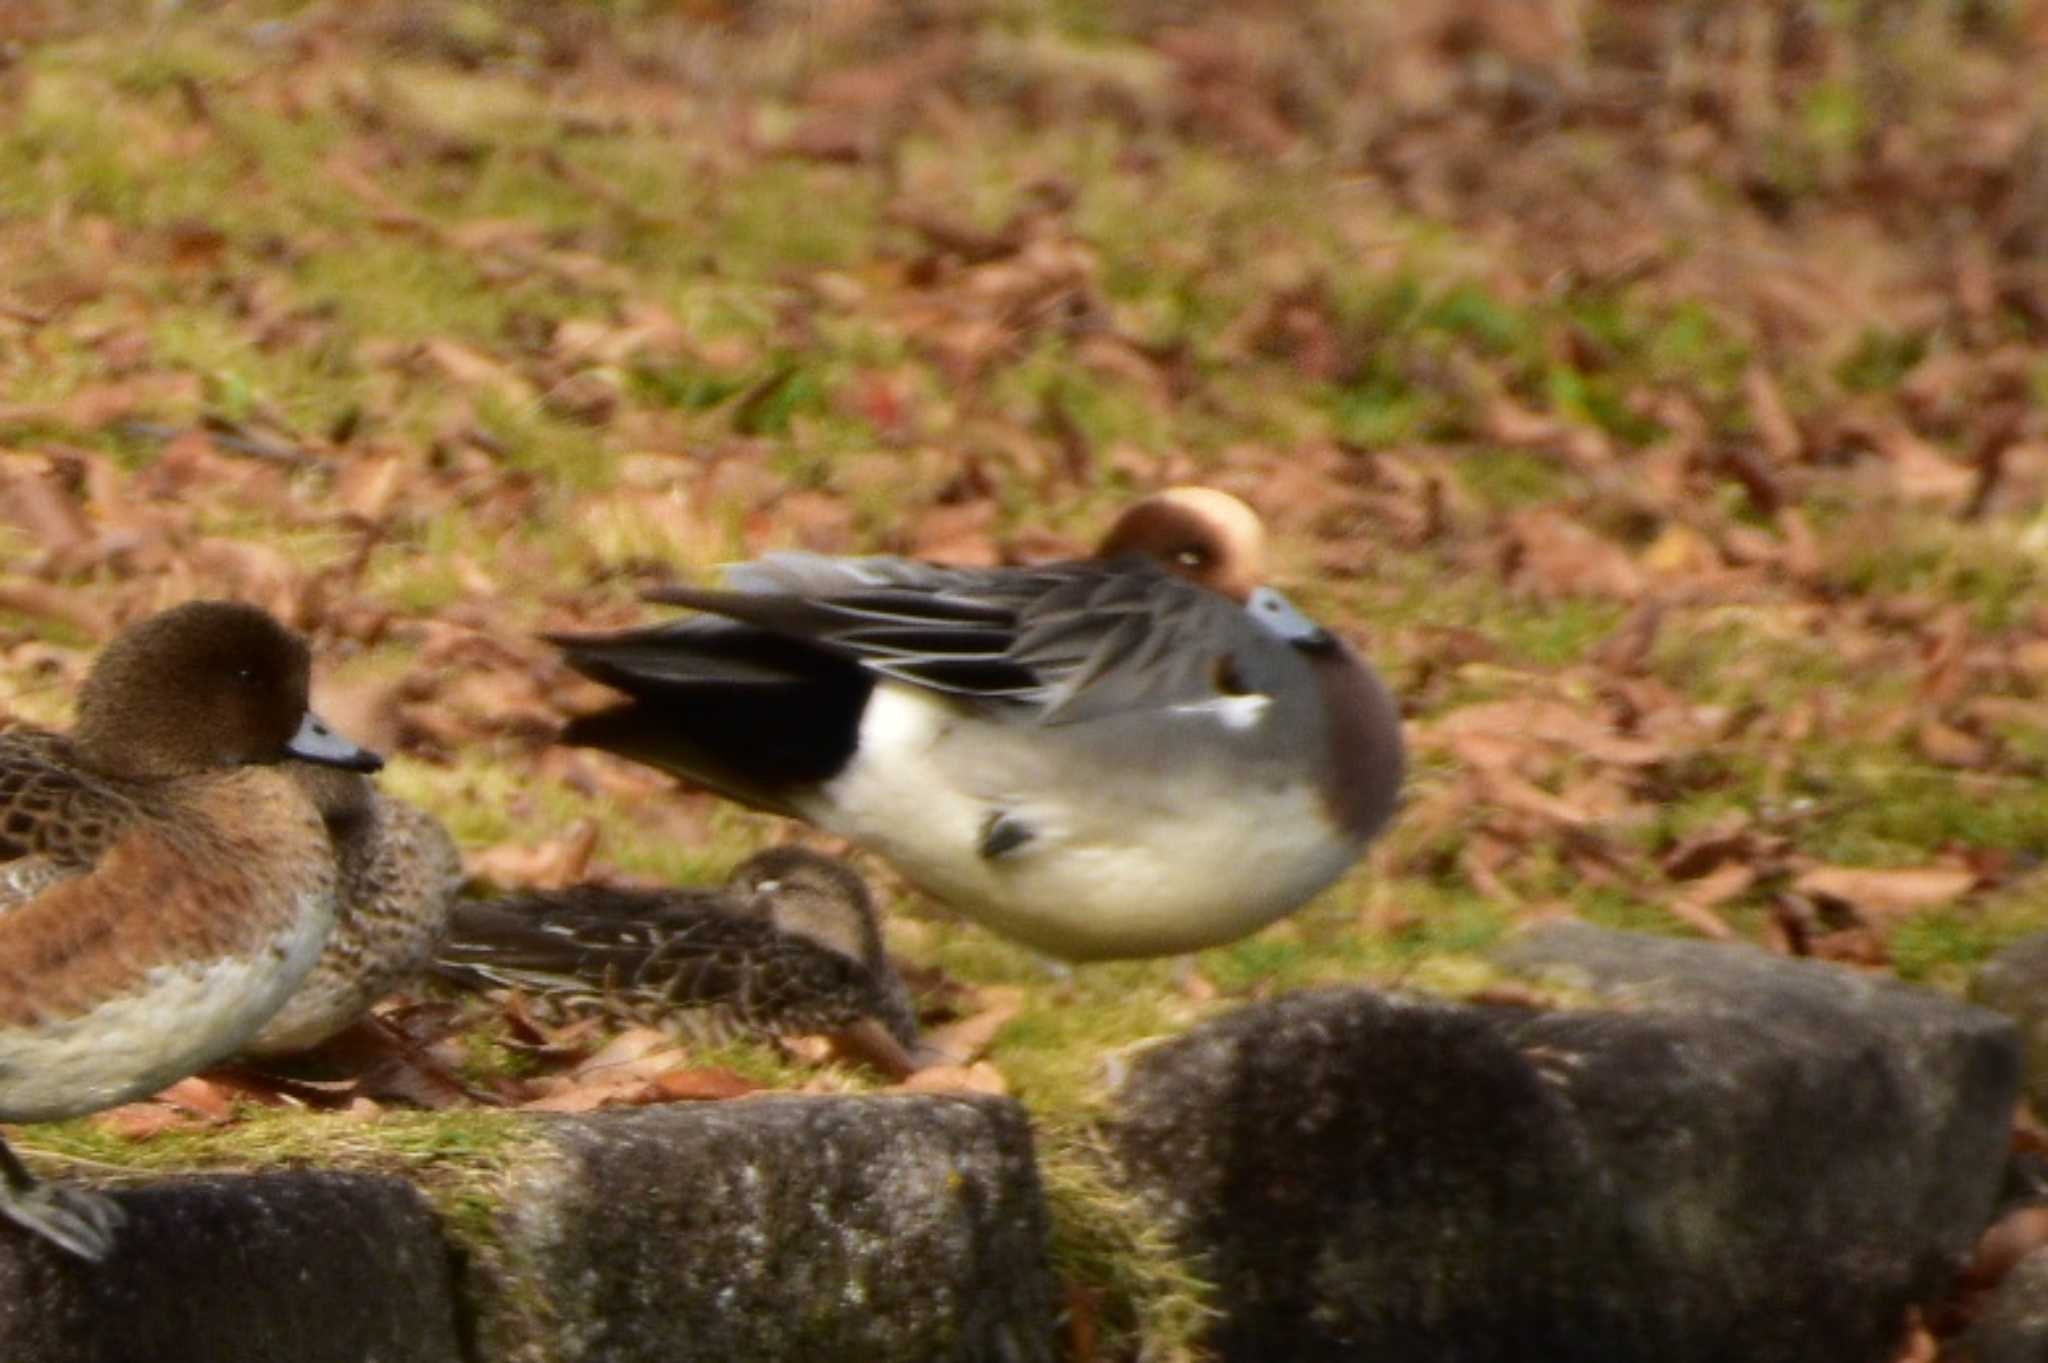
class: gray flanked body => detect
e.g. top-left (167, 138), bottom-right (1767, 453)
top-left (557, 544), bottom-right (1405, 962)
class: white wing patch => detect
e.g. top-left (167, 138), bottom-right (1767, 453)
top-left (1169, 693), bottom-right (1272, 731)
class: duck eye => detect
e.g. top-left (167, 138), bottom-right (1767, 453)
top-left (1176, 546), bottom-right (1211, 569)
top-left (234, 666), bottom-right (257, 685)
top-left (1210, 653), bottom-right (1249, 696)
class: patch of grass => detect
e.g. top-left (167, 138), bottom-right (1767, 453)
top-left (630, 359), bottom-right (753, 412)
top-left (1545, 363), bottom-right (1662, 445)
top-left (472, 391), bottom-right (614, 486)
top-left (1894, 881), bottom-right (2048, 989)
top-left (1039, 369), bottom-right (1174, 456)
top-left (1792, 756), bottom-right (2048, 862)
top-left (1424, 282), bottom-right (1532, 355)
top-left (1646, 605), bottom-right (1862, 703)
top-left (1329, 364), bottom-right (1427, 447)
top-left (1800, 79), bottom-right (1870, 167)
top-left (19, 1108), bottom-right (541, 1252)
top-left (1499, 600), bottom-right (1630, 670)
top-left (1836, 327), bottom-right (1928, 393)
top-left (730, 359), bottom-right (833, 438)
top-left (1451, 447), bottom-right (1573, 511)
top-left (1647, 301), bottom-right (1751, 390)
top-left (1038, 1126), bottom-right (1217, 1363)
top-left (1825, 516), bottom-right (2044, 631)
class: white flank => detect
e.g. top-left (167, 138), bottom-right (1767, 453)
top-left (802, 684), bottom-right (1358, 961)
top-left (0, 890), bottom-right (335, 1122)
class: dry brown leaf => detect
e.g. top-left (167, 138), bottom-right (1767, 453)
top-left (1503, 509), bottom-right (1644, 600)
top-left (0, 462), bottom-right (93, 556)
top-left (1916, 719), bottom-right (1993, 770)
top-left (1663, 861), bottom-right (1750, 940)
top-left (756, 490), bottom-right (857, 554)
top-left (335, 454), bottom-right (405, 521)
top-left (1459, 832), bottom-right (1521, 904)
top-left (517, 1027), bottom-right (705, 1112)
top-left (896, 1061), bottom-right (1009, 1096)
top-left (908, 499), bottom-right (1000, 566)
top-left (1743, 365), bottom-right (1803, 464)
top-left (919, 986), bottom-right (1025, 1064)
top-left (1807, 925), bottom-right (1891, 968)
top-left (420, 339), bottom-right (535, 403)
top-left (1962, 1206), bottom-right (2048, 1294)
top-left (1473, 766), bottom-right (1593, 828)
top-left (1874, 424), bottom-right (1973, 503)
top-left (466, 820), bottom-right (601, 891)
top-left (1426, 699), bottom-right (1668, 767)
top-left (1887, 1313), bottom-right (1936, 1363)
top-left (650, 1067), bottom-right (761, 1102)
top-left (0, 581), bottom-right (111, 639)
top-left (91, 1075), bottom-right (241, 1140)
top-left (571, 1026), bottom-right (680, 1077)
top-left (1773, 507), bottom-right (1823, 581)
top-left (157, 1075), bottom-right (240, 1121)
top-left (518, 1076), bottom-right (659, 1113)
top-left (91, 1103), bottom-right (210, 1141)
top-left (1639, 523), bottom-right (1719, 577)
top-left (1661, 819), bottom-right (1761, 880)
top-left (1792, 865), bottom-right (1977, 917)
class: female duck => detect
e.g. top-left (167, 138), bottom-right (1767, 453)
top-left (437, 847), bottom-right (920, 1071)
top-left (0, 601), bottom-right (378, 1259)
top-left (238, 764), bottom-right (464, 1059)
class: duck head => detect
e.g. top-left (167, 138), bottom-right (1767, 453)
top-left (72, 600), bottom-right (383, 781)
top-left (1095, 486), bottom-right (1268, 601)
top-left (1099, 486), bottom-right (1333, 649)
top-left (726, 847), bottom-right (886, 973)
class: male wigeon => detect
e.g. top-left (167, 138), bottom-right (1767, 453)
top-left (237, 765), bottom-right (464, 1059)
top-left (0, 600), bottom-right (379, 1260)
top-left (551, 487), bottom-right (1405, 961)
top-left (436, 847), bottom-right (920, 1071)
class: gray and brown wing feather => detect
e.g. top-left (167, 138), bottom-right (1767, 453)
top-left (576, 552), bottom-right (1266, 727)
top-left (0, 734), bottom-right (141, 904)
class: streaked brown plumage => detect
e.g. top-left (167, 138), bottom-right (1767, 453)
top-left (435, 847), bottom-right (919, 1052)
top-left (239, 765), bottom-right (465, 1059)
top-left (0, 601), bottom-right (379, 1261)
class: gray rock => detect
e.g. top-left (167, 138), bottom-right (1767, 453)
top-left (1111, 924), bottom-right (2020, 1363)
top-left (1958, 1245), bottom-right (2048, 1363)
top-left (0, 1170), bottom-right (461, 1363)
top-left (475, 1093), bottom-right (1056, 1363)
top-left (1973, 932), bottom-right (2048, 1112)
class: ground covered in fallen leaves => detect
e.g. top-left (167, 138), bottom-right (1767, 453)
top-left (4, 0), bottom-right (2048, 1357)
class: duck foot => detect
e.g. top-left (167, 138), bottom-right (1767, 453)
top-left (0, 1141), bottom-right (123, 1261)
